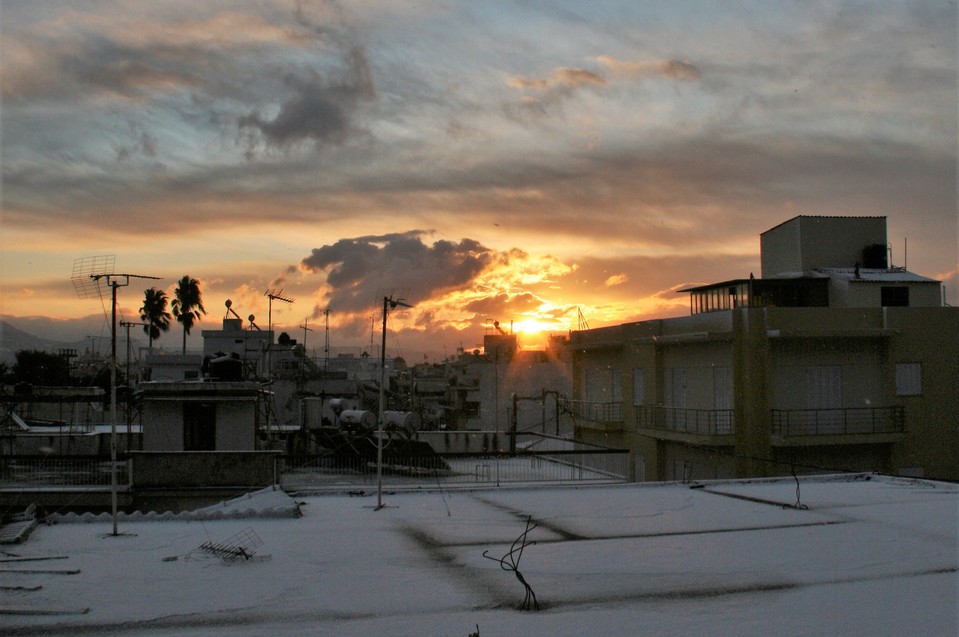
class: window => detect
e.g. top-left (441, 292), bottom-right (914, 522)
top-left (713, 366), bottom-right (733, 434)
top-left (632, 368), bottom-right (645, 406)
top-left (806, 365), bottom-right (842, 432)
top-left (671, 368), bottom-right (687, 408)
top-left (183, 402), bottom-right (216, 450)
top-left (713, 367), bottom-right (733, 410)
top-left (611, 369), bottom-right (622, 403)
top-left (896, 363), bottom-right (922, 396)
top-left (881, 286), bottom-right (909, 307)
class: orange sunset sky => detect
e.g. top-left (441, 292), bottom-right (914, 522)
top-left (1, 1), bottom-right (956, 359)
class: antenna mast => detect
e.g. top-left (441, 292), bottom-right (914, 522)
top-left (376, 295), bottom-right (413, 510)
top-left (264, 290), bottom-right (293, 380)
top-left (72, 256), bottom-right (160, 537)
top-left (323, 308), bottom-right (332, 374)
top-left (264, 289), bottom-right (294, 341)
top-left (299, 318), bottom-right (314, 359)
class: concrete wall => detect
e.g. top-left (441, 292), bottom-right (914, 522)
top-left (572, 302), bottom-right (959, 482)
top-left (762, 216), bottom-right (886, 276)
top-left (131, 451), bottom-right (278, 488)
top-left (768, 338), bottom-right (883, 410)
top-left (659, 442), bottom-right (736, 481)
top-left (884, 307), bottom-right (959, 480)
top-left (660, 342), bottom-right (734, 410)
top-left (832, 280), bottom-right (943, 308)
top-left (142, 398), bottom-right (258, 451)
top-left (761, 217), bottom-right (802, 277)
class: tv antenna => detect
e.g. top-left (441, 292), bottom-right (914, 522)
top-left (299, 318), bottom-right (315, 358)
top-left (264, 290), bottom-right (293, 379)
top-left (72, 255), bottom-right (160, 537)
top-left (321, 308), bottom-right (332, 374)
top-left (577, 306), bottom-right (590, 331)
top-left (264, 289), bottom-right (293, 340)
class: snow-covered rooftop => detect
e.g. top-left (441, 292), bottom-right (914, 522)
top-left (2, 474), bottom-right (956, 636)
top-left (809, 267), bottom-right (940, 283)
top-left (762, 267), bottom-right (940, 283)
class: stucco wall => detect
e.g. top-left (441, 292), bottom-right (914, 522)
top-left (131, 451), bottom-right (278, 488)
top-left (142, 398), bottom-right (258, 451)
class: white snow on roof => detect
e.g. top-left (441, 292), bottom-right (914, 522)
top-left (763, 268), bottom-right (939, 283)
top-left (812, 267), bottom-right (939, 283)
top-left (2, 474), bottom-right (956, 635)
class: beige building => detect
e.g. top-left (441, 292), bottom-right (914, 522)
top-left (571, 216), bottom-right (958, 482)
top-left (140, 381), bottom-right (270, 451)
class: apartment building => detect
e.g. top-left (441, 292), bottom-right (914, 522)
top-left (571, 216), bottom-right (958, 481)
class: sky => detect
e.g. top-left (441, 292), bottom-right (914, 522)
top-left (1, 0), bottom-right (957, 358)
top-left (2, 476), bottom-right (957, 635)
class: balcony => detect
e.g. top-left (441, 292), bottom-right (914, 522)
top-left (770, 407), bottom-right (905, 445)
top-left (635, 406), bottom-right (735, 443)
top-left (565, 400), bottom-right (623, 432)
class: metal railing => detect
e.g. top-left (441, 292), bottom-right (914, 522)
top-left (0, 434), bottom-right (629, 491)
top-left (771, 407), bottom-right (905, 437)
top-left (0, 455), bottom-right (131, 488)
top-left (279, 448), bottom-right (629, 489)
top-left (565, 400), bottom-right (623, 423)
top-left (280, 432), bottom-right (629, 489)
top-left (635, 406), bottom-right (735, 435)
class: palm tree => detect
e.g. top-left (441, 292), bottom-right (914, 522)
top-left (139, 288), bottom-right (172, 352)
top-left (171, 275), bottom-right (206, 354)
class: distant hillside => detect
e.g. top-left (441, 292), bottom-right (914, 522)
top-left (0, 319), bottom-right (92, 365)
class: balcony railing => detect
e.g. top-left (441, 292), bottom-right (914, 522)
top-left (565, 400), bottom-right (622, 423)
top-left (636, 406), bottom-right (735, 436)
top-left (771, 407), bottom-right (905, 437)
top-left (0, 455), bottom-right (131, 488)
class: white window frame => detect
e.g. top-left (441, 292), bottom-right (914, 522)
top-left (895, 363), bottom-right (922, 396)
top-left (632, 368), bottom-right (646, 406)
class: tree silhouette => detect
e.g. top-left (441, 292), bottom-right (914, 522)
top-left (11, 350), bottom-right (71, 386)
top-left (140, 287), bottom-right (172, 352)
top-left (171, 275), bottom-right (206, 354)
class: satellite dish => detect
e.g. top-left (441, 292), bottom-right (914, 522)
top-left (225, 299), bottom-right (233, 308)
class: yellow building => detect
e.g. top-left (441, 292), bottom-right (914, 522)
top-left (571, 216), bottom-right (959, 481)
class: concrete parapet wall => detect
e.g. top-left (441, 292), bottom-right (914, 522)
top-left (131, 451), bottom-right (279, 488)
top-left (415, 431), bottom-right (505, 454)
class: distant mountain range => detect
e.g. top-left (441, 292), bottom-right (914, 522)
top-left (0, 316), bottom-right (117, 365)
top-left (0, 314), bottom-right (218, 365)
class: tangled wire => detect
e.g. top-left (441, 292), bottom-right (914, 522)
top-left (483, 515), bottom-right (539, 611)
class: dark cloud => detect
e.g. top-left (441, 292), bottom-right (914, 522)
top-left (300, 232), bottom-right (496, 311)
top-left (238, 46), bottom-right (375, 150)
top-left (113, 120), bottom-right (158, 162)
top-left (463, 291), bottom-right (542, 316)
top-left (3, 37), bottom-right (200, 103)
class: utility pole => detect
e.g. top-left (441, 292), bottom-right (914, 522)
top-left (376, 295), bottom-right (412, 510)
